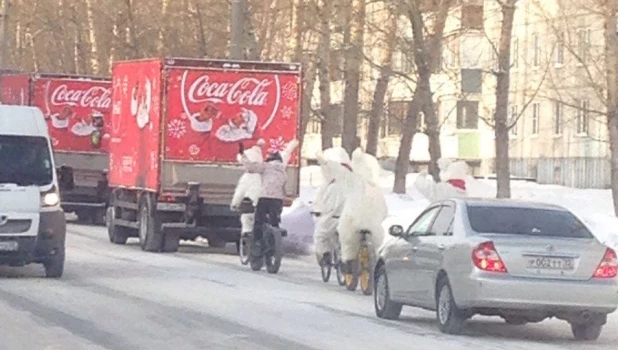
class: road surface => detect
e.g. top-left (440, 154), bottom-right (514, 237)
top-left (0, 223), bottom-right (616, 350)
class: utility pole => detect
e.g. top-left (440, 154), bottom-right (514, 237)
top-left (230, 0), bottom-right (244, 60)
top-left (0, 0), bottom-right (9, 69)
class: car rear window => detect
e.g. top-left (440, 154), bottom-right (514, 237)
top-left (466, 205), bottom-right (594, 239)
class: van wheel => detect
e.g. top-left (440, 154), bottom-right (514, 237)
top-left (138, 194), bottom-right (163, 252)
top-left (107, 206), bottom-right (128, 245)
top-left (44, 246), bottom-right (65, 278)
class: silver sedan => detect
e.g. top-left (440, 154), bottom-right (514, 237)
top-left (374, 198), bottom-right (618, 341)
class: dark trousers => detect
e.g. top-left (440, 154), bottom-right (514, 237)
top-left (253, 198), bottom-right (283, 241)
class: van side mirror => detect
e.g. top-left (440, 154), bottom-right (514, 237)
top-left (389, 225), bottom-right (404, 237)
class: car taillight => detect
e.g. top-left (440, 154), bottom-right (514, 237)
top-left (472, 241), bottom-right (507, 273)
top-left (593, 248), bottom-right (618, 278)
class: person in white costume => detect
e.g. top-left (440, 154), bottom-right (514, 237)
top-left (311, 147), bottom-right (350, 265)
top-left (414, 158), bottom-right (469, 202)
top-left (230, 139), bottom-right (299, 236)
top-left (315, 147), bottom-right (387, 270)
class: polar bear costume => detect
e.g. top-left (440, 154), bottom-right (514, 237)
top-left (414, 158), bottom-right (469, 202)
top-left (319, 148), bottom-right (387, 264)
top-left (231, 138), bottom-right (299, 234)
top-left (312, 147), bottom-right (350, 262)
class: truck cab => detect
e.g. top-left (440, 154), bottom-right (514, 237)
top-left (0, 105), bottom-right (66, 277)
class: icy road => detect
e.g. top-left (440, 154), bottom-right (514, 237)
top-left (0, 224), bottom-right (616, 350)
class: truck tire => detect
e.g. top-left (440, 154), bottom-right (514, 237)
top-left (107, 206), bottom-right (129, 245)
top-left (162, 233), bottom-right (180, 253)
top-left (92, 208), bottom-right (107, 226)
top-left (138, 194), bottom-right (164, 252)
top-left (75, 210), bottom-right (91, 224)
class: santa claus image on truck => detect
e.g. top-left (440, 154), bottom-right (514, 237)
top-left (215, 107), bottom-right (258, 142)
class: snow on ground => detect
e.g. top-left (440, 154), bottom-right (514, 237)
top-left (281, 165), bottom-right (618, 255)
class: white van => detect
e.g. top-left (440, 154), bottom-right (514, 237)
top-left (0, 105), bottom-right (66, 277)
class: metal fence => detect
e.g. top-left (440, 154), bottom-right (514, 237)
top-left (508, 157), bottom-right (612, 189)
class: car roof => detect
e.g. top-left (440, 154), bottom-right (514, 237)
top-left (0, 105), bottom-right (48, 137)
top-left (446, 197), bottom-right (568, 212)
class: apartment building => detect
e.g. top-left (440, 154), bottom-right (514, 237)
top-left (302, 0), bottom-right (611, 187)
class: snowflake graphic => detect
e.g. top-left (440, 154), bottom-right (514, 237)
top-left (282, 82), bottom-right (298, 101)
top-left (189, 144), bottom-right (200, 156)
top-left (168, 119), bottom-right (187, 139)
top-left (281, 106), bottom-right (293, 120)
top-left (268, 136), bottom-right (288, 154)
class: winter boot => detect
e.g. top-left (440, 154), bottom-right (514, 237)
top-left (321, 252), bottom-right (333, 266)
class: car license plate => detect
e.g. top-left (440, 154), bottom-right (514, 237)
top-left (526, 256), bottom-right (574, 270)
top-left (0, 241), bottom-right (18, 252)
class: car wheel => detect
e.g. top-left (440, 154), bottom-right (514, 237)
top-left (436, 277), bottom-right (465, 334)
top-left (374, 265), bottom-right (403, 320)
top-left (571, 322), bottom-right (603, 341)
top-left (44, 246), bottom-right (65, 278)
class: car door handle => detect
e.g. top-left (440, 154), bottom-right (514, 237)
top-left (437, 244), bottom-right (446, 250)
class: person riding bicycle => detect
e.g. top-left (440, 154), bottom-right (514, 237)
top-left (239, 142), bottom-right (287, 262)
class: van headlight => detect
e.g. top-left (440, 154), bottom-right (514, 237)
top-left (41, 191), bottom-right (60, 207)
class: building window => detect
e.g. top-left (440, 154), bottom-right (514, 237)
top-left (386, 100), bottom-right (407, 136)
top-left (576, 99), bottom-right (589, 134)
top-left (509, 105), bottom-right (518, 136)
top-left (531, 103), bottom-right (540, 135)
top-left (462, 69), bottom-right (482, 94)
top-left (461, 5), bottom-right (484, 30)
top-left (309, 117), bottom-right (321, 134)
top-left (577, 28), bottom-right (591, 64)
top-left (555, 35), bottom-right (564, 65)
top-left (456, 100), bottom-right (479, 129)
top-left (554, 101), bottom-right (563, 135)
top-left (533, 33), bottom-right (540, 66)
top-left (512, 38), bottom-right (518, 68)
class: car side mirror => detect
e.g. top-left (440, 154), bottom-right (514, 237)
top-left (389, 225), bottom-right (404, 237)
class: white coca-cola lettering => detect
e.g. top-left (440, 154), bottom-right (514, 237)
top-left (50, 84), bottom-right (112, 109)
top-left (187, 75), bottom-right (271, 106)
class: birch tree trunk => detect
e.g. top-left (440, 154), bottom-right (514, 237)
top-left (156, 0), bottom-right (169, 55)
top-left (342, 0), bottom-right (366, 155)
top-left (494, 0), bottom-right (517, 198)
top-left (393, 94), bottom-right (420, 194)
top-left (125, 0), bottom-right (139, 58)
top-left (85, 0), bottom-right (100, 74)
top-left (604, 0), bottom-right (618, 215)
top-left (317, 0), bottom-right (333, 149)
top-left (366, 8), bottom-right (397, 156)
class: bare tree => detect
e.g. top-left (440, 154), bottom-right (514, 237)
top-left (604, 0), bottom-right (618, 215)
top-left (342, 0), bottom-right (366, 155)
top-left (366, 4), bottom-right (397, 156)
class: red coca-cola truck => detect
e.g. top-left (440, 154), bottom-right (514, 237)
top-left (107, 58), bottom-right (301, 252)
top-left (0, 72), bottom-right (112, 224)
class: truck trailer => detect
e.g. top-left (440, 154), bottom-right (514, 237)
top-left (106, 58), bottom-right (301, 252)
top-left (0, 73), bottom-right (112, 225)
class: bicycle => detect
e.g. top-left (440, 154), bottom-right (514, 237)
top-left (343, 229), bottom-right (375, 296)
top-left (319, 232), bottom-right (346, 286)
top-left (249, 212), bottom-right (285, 274)
top-left (238, 231), bottom-right (251, 265)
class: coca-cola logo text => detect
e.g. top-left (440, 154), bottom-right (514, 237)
top-left (188, 75), bottom-right (271, 106)
top-left (51, 84), bottom-right (112, 109)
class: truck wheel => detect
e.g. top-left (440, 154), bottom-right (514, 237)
top-left (92, 208), bottom-right (107, 226)
top-left (162, 234), bottom-right (180, 253)
top-left (76, 210), bottom-right (91, 224)
top-left (44, 246), bottom-right (65, 278)
top-left (138, 194), bottom-right (163, 252)
top-left (208, 236), bottom-right (227, 248)
top-left (107, 206), bottom-right (128, 245)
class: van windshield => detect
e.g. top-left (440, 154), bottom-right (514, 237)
top-left (0, 135), bottom-right (53, 186)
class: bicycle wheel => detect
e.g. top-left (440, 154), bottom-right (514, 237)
top-left (320, 254), bottom-right (332, 282)
top-left (239, 233), bottom-right (251, 265)
top-left (344, 259), bottom-right (359, 291)
top-left (264, 225), bottom-right (283, 274)
top-left (334, 248), bottom-right (345, 286)
top-left (359, 240), bottom-right (375, 296)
